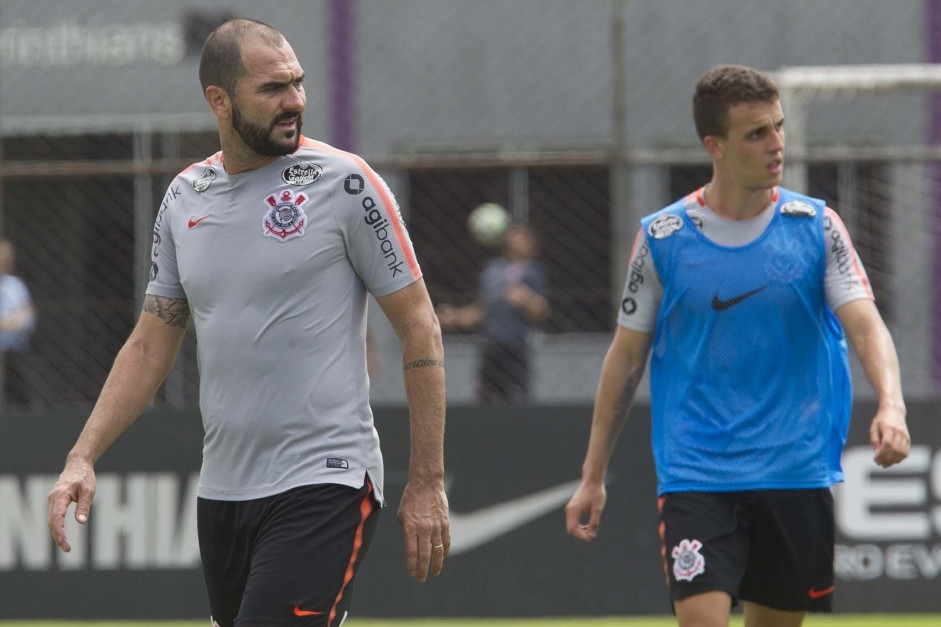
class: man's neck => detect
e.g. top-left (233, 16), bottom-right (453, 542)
top-left (220, 147), bottom-right (279, 175)
top-left (702, 180), bottom-right (775, 221)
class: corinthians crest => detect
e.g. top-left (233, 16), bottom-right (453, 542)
top-left (263, 189), bottom-right (308, 241)
top-left (671, 538), bottom-right (706, 582)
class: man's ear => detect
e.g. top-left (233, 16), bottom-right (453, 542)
top-left (702, 135), bottom-right (724, 160)
top-left (205, 86), bottom-right (231, 119)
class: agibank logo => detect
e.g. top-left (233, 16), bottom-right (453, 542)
top-left (345, 172), bottom-right (407, 277)
top-left (344, 173), bottom-right (365, 195)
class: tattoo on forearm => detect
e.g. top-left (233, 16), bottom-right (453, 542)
top-left (612, 371), bottom-right (642, 423)
top-left (404, 358), bottom-right (444, 371)
top-left (143, 295), bottom-right (191, 328)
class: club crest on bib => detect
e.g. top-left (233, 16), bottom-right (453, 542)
top-left (781, 200), bottom-right (816, 217)
top-left (263, 189), bottom-right (308, 242)
top-left (648, 214), bottom-right (683, 239)
top-left (671, 538), bottom-right (706, 582)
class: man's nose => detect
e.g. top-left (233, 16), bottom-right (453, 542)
top-left (283, 85), bottom-right (305, 111)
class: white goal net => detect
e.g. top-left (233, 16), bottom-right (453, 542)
top-left (775, 63), bottom-right (941, 398)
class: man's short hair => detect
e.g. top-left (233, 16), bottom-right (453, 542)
top-left (198, 18), bottom-right (285, 96)
top-left (692, 64), bottom-right (779, 141)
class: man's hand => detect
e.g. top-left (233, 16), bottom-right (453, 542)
top-left (47, 456), bottom-right (96, 553)
top-left (397, 479), bottom-right (450, 582)
top-left (565, 479), bottom-right (606, 542)
top-left (870, 406), bottom-right (910, 468)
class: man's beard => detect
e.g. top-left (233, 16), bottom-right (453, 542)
top-left (232, 105), bottom-right (303, 157)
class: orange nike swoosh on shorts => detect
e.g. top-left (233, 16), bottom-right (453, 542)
top-left (294, 605), bottom-right (323, 616)
top-left (187, 214), bottom-right (212, 228)
top-left (808, 585), bottom-right (835, 599)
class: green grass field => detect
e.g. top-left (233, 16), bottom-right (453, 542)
top-left (0, 617), bottom-right (939, 627)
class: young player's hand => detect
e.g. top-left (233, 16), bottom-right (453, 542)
top-left (869, 406), bottom-right (910, 468)
top-left (565, 479), bottom-right (606, 542)
top-left (47, 456), bottom-right (97, 552)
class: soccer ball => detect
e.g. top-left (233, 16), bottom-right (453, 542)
top-left (467, 202), bottom-right (510, 246)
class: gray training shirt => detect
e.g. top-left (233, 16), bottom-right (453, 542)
top-left (146, 137), bottom-right (421, 503)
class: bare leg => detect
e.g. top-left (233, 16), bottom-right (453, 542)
top-left (742, 601), bottom-right (805, 627)
top-left (674, 590), bottom-right (732, 627)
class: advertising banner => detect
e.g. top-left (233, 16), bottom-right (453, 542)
top-left (0, 402), bottom-right (938, 618)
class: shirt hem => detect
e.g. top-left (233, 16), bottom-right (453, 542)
top-left (657, 477), bottom-right (839, 495)
top-left (197, 470), bottom-right (384, 504)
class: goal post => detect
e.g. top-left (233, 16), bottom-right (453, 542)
top-left (774, 63), bottom-right (941, 395)
top-left (775, 63), bottom-right (941, 193)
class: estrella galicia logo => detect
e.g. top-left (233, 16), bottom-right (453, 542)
top-left (281, 161), bottom-right (323, 186)
top-left (149, 262), bottom-right (159, 282)
top-left (781, 200), bottom-right (816, 217)
top-left (621, 297), bottom-right (636, 315)
top-left (192, 167), bottom-right (216, 193)
top-left (648, 214), bottom-right (683, 239)
top-left (344, 173), bottom-right (365, 195)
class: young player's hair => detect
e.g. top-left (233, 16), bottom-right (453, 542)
top-left (198, 18), bottom-right (285, 96)
top-left (692, 64), bottom-right (779, 141)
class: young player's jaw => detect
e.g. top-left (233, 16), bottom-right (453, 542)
top-left (726, 100), bottom-right (785, 189)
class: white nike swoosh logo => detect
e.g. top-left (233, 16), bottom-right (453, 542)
top-left (449, 479), bottom-right (582, 556)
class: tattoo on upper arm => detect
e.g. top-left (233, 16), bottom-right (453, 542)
top-left (404, 358), bottom-right (444, 371)
top-left (143, 295), bottom-right (191, 328)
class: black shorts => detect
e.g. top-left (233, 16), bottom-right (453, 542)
top-left (658, 489), bottom-right (835, 612)
top-left (198, 477), bottom-right (380, 626)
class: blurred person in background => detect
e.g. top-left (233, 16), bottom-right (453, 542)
top-left (437, 223), bottom-right (549, 404)
top-left (0, 237), bottom-right (36, 406)
top-left (47, 18), bottom-right (449, 627)
top-left (565, 64), bottom-right (909, 627)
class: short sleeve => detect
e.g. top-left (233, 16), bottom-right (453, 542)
top-left (823, 207), bottom-right (873, 311)
top-left (336, 164), bottom-right (422, 297)
top-left (617, 227), bottom-right (663, 332)
top-left (145, 181), bottom-right (186, 299)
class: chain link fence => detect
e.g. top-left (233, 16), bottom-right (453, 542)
top-left (0, 0), bottom-right (939, 410)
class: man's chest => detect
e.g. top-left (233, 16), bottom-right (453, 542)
top-left (172, 186), bottom-right (346, 301)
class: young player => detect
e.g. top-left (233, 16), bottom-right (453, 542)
top-left (566, 64), bottom-right (909, 627)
